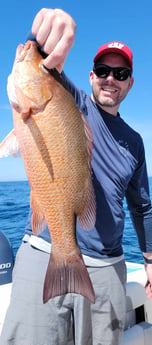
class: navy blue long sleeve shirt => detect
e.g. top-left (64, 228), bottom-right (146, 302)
top-left (25, 64), bottom-right (152, 258)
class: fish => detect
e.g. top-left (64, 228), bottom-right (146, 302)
top-left (0, 41), bottom-right (96, 304)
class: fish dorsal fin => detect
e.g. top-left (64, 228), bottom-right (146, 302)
top-left (78, 113), bottom-right (96, 230)
top-left (81, 113), bottom-right (94, 168)
top-left (78, 176), bottom-right (96, 230)
top-left (0, 129), bottom-right (21, 158)
top-left (30, 190), bottom-right (46, 234)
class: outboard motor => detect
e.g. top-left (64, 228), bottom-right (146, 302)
top-left (0, 231), bottom-right (14, 285)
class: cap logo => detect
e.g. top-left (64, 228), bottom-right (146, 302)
top-left (108, 42), bottom-right (124, 50)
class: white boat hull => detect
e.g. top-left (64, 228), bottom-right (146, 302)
top-left (122, 262), bottom-right (152, 344)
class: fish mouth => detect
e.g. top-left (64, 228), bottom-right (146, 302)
top-left (15, 41), bottom-right (37, 63)
top-left (15, 43), bottom-right (29, 62)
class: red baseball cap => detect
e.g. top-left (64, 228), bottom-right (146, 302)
top-left (93, 41), bottom-right (133, 70)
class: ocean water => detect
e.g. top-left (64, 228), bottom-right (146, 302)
top-left (0, 180), bottom-right (30, 258)
top-left (0, 177), bottom-right (152, 264)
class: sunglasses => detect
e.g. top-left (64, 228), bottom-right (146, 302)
top-left (93, 64), bottom-right (132, 81)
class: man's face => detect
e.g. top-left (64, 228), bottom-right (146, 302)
top-left (90, 53), bottom-right (134, 115)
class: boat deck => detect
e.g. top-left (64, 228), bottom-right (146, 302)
top-left (0, 262), bottom-right (152, 344)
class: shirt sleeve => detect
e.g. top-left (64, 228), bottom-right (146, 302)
top-left (61, 72), bottom-right (87, 113)
top-left (125, 139), bottom-right (152, 252)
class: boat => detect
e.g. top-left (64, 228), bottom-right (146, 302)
top-left (0, 231), bottom-right (14, 284)
top-left (122, 262), bottom-right (152, 344)
top-left (0, 230), bottom-right (14, 337)
top-left (0, 231), bottom-right (152, 344)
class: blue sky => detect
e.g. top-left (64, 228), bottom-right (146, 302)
top-left (0, 0), bottom-right (152, 181)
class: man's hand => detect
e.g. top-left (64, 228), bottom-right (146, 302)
top-left (32, 8), bottom-right (76, 72)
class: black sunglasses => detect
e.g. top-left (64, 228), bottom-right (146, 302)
top-left (93, 64), bottom-right (132, 81)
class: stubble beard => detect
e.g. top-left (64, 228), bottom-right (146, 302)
top-left (92, 90), bottom-right (119, 108)
top-left (92, 88), bottom-right (129, 110)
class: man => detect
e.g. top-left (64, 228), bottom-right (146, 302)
top-left (0, 7), bottom-right (152, 345)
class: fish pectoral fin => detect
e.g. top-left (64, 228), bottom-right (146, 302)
top-left (43, 247), bottom-right (95, 304)
top-left (30, 190), bottom-right (46, 234)
top-left (0, 129), bottom-right (21, 158)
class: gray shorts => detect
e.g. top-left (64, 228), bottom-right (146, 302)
top-left (0, 242), bottom-right (127, 345)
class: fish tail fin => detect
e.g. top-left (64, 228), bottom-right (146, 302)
top-left (43, 248), bottom-right (95, 304)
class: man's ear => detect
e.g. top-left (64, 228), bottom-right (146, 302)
top-left (128, 76), bottom-right (134, 91)
top-left (89, 70), bottom-right (94, 87)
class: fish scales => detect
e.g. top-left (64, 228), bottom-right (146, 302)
top-left (0, 41), bottom-right (96, 303)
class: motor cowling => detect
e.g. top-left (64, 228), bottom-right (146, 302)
top-left (0, 231), bottom-right (14, 285)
